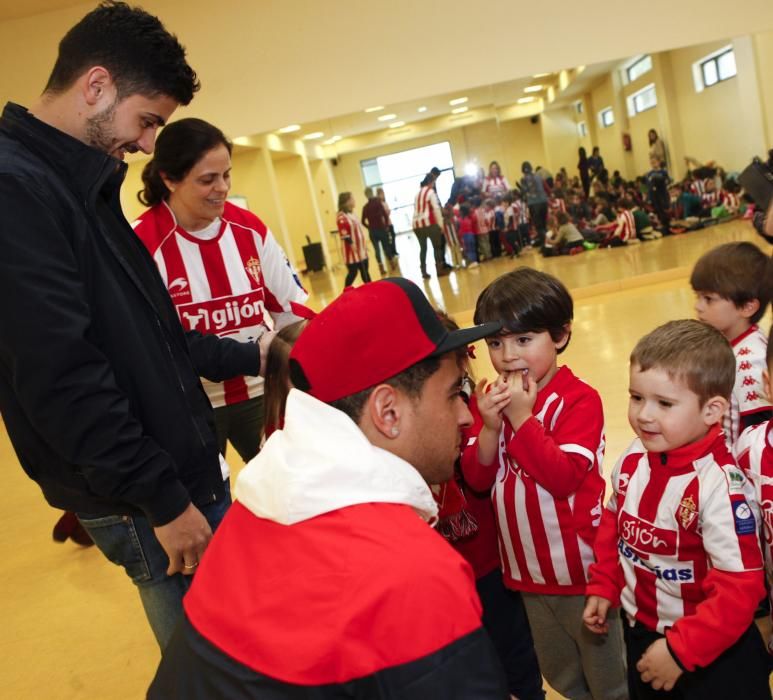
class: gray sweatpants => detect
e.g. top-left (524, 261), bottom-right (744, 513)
top-left (522, 592), bottom-right (628, 700)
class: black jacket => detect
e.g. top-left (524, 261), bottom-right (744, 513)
top-left (0, 103), bottom-right (258, 525)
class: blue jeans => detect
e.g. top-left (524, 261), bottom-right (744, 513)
top-left (77, 481), bottom-right (232, 650)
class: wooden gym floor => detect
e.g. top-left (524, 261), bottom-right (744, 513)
top-left (0, 219), bottom-right (769, 699)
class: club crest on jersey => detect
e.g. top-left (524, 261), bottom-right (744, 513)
top-left (676, 496), bottom-right (698, 530)
top-left (245, 256), bottom-right (262, 284)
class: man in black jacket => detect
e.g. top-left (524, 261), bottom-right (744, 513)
top-left (0, 1), bottom-right (269, 649)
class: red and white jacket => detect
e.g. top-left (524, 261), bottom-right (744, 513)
top-left (587, 426), bottom-right (764, 671)
top-left (461, 366), bottom-right (606, 595)
top-left (613, 209), bottom-right (635, 242)
top-left (548, 197), bottom-right (567, 218)
top-left (412, 185), bottom-right (443, 228)
top-left (482, 175), bottom-right (510, 198)
top-left (133, 201), bottom-right (307, 408)
top-left (507, 200), bottom-right (529, 228)
top-left (336, 211), bottom-right (369, 264)
top-left (727, 325), bottom-right (771, 445)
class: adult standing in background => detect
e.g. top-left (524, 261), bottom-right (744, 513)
top-left (337, 192), bottom-right (371, 287)
top-left (482, 161), bottom-right (510, 198)
top-left (413, 173), bottom-right (449, 280)
top-left (0, 1), bottom-right (272, 649)
top-left (648, 129), bottom-right (668, 168)
top-left (377, 186), bottom-right (399, 262)
top-left (578, 147), bottom-right (591, 199)
top-left (362, 186), bottom-right (396, 274)
top-left (520, 161), bottom-right (549, 246)
top-left (587, 147), bottom-right (604, 179)
top-left (134, 118), bottom-right (307, 466)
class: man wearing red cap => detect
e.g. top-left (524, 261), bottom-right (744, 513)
top-left (149, 278), bottom-right (507, 698)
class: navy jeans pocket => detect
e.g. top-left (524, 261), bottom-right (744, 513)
top-left (76, 514), bottom-right (152, 584)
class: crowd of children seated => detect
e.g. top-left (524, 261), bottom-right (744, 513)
top-left (441, 156), bottom-right (754, 266)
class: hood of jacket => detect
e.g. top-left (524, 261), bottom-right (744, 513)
top-left (235, 389), bottom-right (438, 525)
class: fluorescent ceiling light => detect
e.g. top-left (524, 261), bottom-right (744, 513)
top-left (389, 121), bottom-right (406, 128)
top-left (377, 113), bottom-right (397, 122)
top-left (232, 137), bottom-right (250, 146)
top-left (417, 106), bottom-right (428, 112)
top-left (524, 85), bottom-right (544, 93)
top-left (302, 132), bottom-right (324, 140)
top-left (451, 107), bottom-right (468, 114)
top-left (364, 105), bottom-right (384, 113)
top-left (517, 97), bottom-right (536, 104)
top-left (449, 97), bottom-right (468, 106)
top-left (533, 72), bottom-right (551, 78)
top-left (322, 135), bottom-right (342, 145)
top-left (277, 124), bottom-right (301, 134)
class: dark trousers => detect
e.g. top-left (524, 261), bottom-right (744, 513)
top-left (529, 202), bottom-right (548, 245)
top-left (214, 395), bottom-right (265, 463)
top-left (477, 569), bottom-right (545, 700)
top-left (415, 224), bottom-right (444, 274)
top-left (344, 259), bottom-right (371, 287)
top-left (623, 620), bottom-right (771, 700)
top-left (489, 229), bottom-right (502, 258)
top-left (368, 228), bottom-right (392, 265)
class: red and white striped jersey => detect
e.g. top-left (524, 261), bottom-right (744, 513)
top-left (690, 178), bottom-right (709, 197)
top-left (736, 421), bottom-right (773, 583)
top-left (701, 190), bottom-right (719, 208)
top-left (720, 191), bottom-right (740, 212)
top-left (726, 325), bottom-right (771, 445)
top-left (594, 427), bottom-right (761, 629)
top-left (614, 209), bottom-right (635, 242)
top-left (475, 208), bottom-right (492, 235)
top-left (588, 426), bottom-right (764, 669)
top-left (133, 201), bottom-right (307, 408)
top-left (482, 176), bottom-right (510, 198)
top-left (507, 200), bottom-right (529, 227)
top-left (337, 211), bottom-right (369, 264)
top-left (461, 366), bottom-right (606, 595)
top-left (412, 186), bottom-right (442, 228)
top-left (548, 197), bottom-right (567, 218)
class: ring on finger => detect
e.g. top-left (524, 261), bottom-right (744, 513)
top-left (183, 562), bottom-right (199, 570)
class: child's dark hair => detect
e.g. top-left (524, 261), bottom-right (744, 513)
top-left (631, 320), bottom-right (735, 404)
top-left (474, 268), bottom-right (573, 354)
top-left (261, 321), bottom-right (308, 441)
top-left (689, 242), bottom-right (771, 323)
top-left (138, 118), bottom-right (231, 206)
top-left (460, 203), bottom-right (471, 217)
top-left (44, 1), bottom-right (199, 105)
top-left (556, 211), bottom-right (570, 225)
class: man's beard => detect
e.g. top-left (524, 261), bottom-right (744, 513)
top-left (85, 101), bottom-right (118, 155)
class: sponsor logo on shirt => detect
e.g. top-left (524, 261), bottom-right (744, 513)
top-left (732, 497), bottom-right (757, 536)
top-left (620, 512), bottom-right (677, 555)
top-left (167, 277), bottom-right (190, 300)
top-left (618, 540), bottom-right (694, 582)
top-left (178, 289), bottom-right (266, 336)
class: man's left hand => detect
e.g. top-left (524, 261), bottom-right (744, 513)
top-left (637, 638), bottom-right (683, 691)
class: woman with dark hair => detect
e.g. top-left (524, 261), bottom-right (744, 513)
top-left (648, 128), bottom-right (667, 167)
top-left (578, 147), bottom-right (591, 199)
top-left (133, 118), bottom-right (307, 465)
top-left (482, 161), bottom-right (510, 198)
top-left (587, 147), bottom-right (604, 179)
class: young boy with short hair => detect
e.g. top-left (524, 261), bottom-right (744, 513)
top-left (690, 242), bottom-right (772, 445)
top-left (461, 268), bottom-right (628, 700)
top-left (584, 320), bottom-right (769, 699)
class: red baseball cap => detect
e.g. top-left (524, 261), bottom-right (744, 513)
top-left (289, 278), bottom-right (501, 403)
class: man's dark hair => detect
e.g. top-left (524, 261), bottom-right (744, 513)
top-left (328, 356), bottom-right (442, 423)
top-left (690, 242), bottom-right (771, 323)
top-left (474, 268), bottom-right (573, 354)
top-left (44, 1), bottom-right (200, 105)
top-left (138, 118), bottom-right (232, 206)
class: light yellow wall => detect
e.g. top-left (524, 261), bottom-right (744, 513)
top-left (273, 155), bottom-right (320, 265)
top-left (755, 30), bottom-right (773, 147)
top-left (499, 117), bottom-right (548, 185)
top-left (120, 159), bottom-right (148, 222)
top-left (309, 160), bottom-right (338, 235)
top-left (540, 107), bottom-right (581, 175)
top-left (229, 149), bottom-right (284, 238)
top-left (588, 76), bottom-right (627, 177)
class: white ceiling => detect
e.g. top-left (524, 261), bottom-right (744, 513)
top-left (0, 0), bottom-right (84, 22)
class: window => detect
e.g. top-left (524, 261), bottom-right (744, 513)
top-left (626, 83), bottom-right (658, 116)
top-left (575, 100), bottom-right (584, 114)
top-left (599, 107), bottom-right (615, 128)
top-left (359, 142), bottom-right (455, 234)
top-left (577, 121), bottom-right (587, 138)
top-left (625, 55), bottom-right (652, 83)
top-left (694, 46), bottom-right (737, 91)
